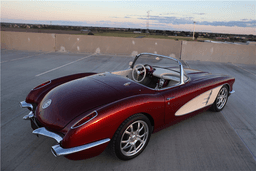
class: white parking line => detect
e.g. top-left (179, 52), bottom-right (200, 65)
top-left (232, 63), bottom-right (256, 77)
top-left (0, 52), bottom-right (51, 63)
top-left (35, 53), bottom-right (95, 77)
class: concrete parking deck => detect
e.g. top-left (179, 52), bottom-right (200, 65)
top-left (1, 50), bottom-right (256, 170)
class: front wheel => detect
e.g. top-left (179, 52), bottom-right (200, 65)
top-left (211, 85), bottom-right (229, 112)
top-left (109, 114), bottom-right (152, 160)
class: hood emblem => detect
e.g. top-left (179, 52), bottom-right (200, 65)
top-left (42, 99), bottom-right (52, 109)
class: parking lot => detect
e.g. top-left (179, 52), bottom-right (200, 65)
top-left (1, 50), bottom-right (256, 170)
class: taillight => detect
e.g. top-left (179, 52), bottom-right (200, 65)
top-left (71, 111), bottom-right (98, 129)
top-left (33, 81), bottom-right (51, 90)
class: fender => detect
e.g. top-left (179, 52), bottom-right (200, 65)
top-left (26, 73), bottom-right (97, 104)
top-left (61, 93), bottom-right (165, 149)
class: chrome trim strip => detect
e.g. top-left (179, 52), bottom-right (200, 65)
top-left (32, 127), bottom-right (63, 143)
top-left (23, 111), bottom-right (34, 120)
top-left (166, 97), bottom-right (175, 101)
top-left (71, 111), bottom-right (98, 129)
top-left (205, 90), bottom-right (213, 105)
top-left (180, 62), bottom-right (184, 85)
top-left (230, 90), bottom-right (235, 94)
top-left (20, 101), bottom-right (33, 110)
top-left (51, 138), bottom-right (110, 157)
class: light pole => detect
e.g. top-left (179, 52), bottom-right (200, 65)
top-left (146, 10), bottom-right (151, 33)
top-left (192, 21), bottom-right (196, 40)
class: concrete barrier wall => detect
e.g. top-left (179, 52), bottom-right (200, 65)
top-left (181, 41), bottom-right (256, 65)
top-left (55, 34), bottom-right (181, 58)
top-left (1, 31), bottom-right (55, 52)
top-left (1, 31), bottom-right (255, 65)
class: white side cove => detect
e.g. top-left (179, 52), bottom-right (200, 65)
top-left (175, 85), bottom-right (222, 116)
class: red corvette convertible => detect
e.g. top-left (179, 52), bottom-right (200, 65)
top-left (20, 53), bottom-right (235, 160)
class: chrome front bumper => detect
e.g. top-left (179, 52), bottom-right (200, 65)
top-left (32, 127), bottom-right (110, 157)
top-left (21, 101), bottom-right (110, 157)
top-left (20, 101), bottom-right (35, 120)
top-left (229, 90), bottom-right (235, 96)
top-left (33, 127), bottom-right (63, 143)
top-left (51, 138), bottom-right (110, 157)
top-left (20, 101), bottom-right (33, 110)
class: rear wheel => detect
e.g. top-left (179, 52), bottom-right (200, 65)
top-left (211, 85), bottom-right (229, 112)
top-left (109, 114), bottom-right (152, 160)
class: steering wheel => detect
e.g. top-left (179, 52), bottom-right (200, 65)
top-left (132, 64), bottom-right (147, 82)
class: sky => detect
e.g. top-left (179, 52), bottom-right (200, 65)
top-left (1, 0), bottom-right (256, 35)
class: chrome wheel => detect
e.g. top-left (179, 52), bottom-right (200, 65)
top-left (216, 86), bottom-right (228, 110)
top-left (109, 114), bottom-right (152, 160)
top-left (120, 120), bottom-right (149, 157)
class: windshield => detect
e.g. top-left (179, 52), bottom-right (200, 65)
top-left (131, 53), bottom-right (187, 86)
top-left (132, 53), bottom-right (179, 68)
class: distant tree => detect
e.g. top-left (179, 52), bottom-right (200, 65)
top-left (166, 31), bottom-right (172, 35)
top-left (179, 31), bottom-right (186, 37)
top-left (248, 34), bottom-right (253, 38)
top-left (194, 33), bottom-right (199, 40)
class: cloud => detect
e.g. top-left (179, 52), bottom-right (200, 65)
top-left (124, 16), bottom-right (130, 18)
top-left (197, 20), bottom-right (256, 27)
top-left (193, 13), bottom-right (206, 15)
top-left (138, 16), bottom-right (194, 25)
top-left (160, 13), bottom-right (176, 15)
top-left (137, 16), bottom-right (255, 28)
top-left (1, 18), bottom-right (87, 26)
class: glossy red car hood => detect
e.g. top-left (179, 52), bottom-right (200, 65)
top-left (36, 73), bottom-right (150, 131)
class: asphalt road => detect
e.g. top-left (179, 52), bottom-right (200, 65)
top-left (1, 50), bottom-right (256, 171)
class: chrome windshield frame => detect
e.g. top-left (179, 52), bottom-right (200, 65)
top-left (131, 53), bottom-right (185, 85)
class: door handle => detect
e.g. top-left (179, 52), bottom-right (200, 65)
top-left (166, 97), bottom-right (175, 101)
